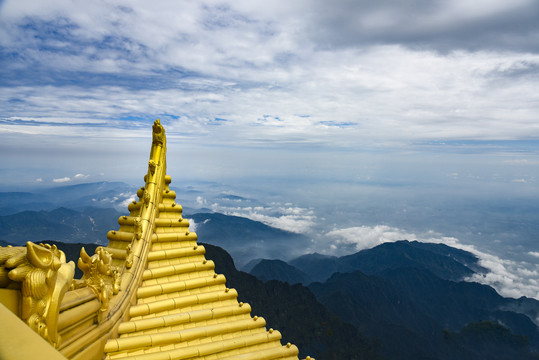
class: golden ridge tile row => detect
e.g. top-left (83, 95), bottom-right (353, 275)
top-left (104, 180), bottom-right (299, 360)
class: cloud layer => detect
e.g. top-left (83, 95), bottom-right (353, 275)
top-left (306, 0), bottom-right (539, 52)
top-left (180, 185), bottom-right (539, 301)
top-left (194, 194), bottom-right (317, 234)
top-left (1, 0), bottom-right (539, 149)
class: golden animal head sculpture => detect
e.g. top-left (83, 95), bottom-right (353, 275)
top-left (0, 242), bottom-right (75, 346)
top-left (76, 247), bottom-right (120, 315)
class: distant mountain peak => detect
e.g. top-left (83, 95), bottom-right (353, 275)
top-left (249, 259), bottom-right (311, 285)
top-left (287, 240), bottom-right (483, 284)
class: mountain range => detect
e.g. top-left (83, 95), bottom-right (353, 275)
top-left (1, 183), bottom-right (539, 359)
top-left (248, 240), bottom-right (487, 284)
top-left (0, 181), bottom-right (137, 215)
top-left (0, 206), bottom-right (123, 245)
top-left (245, 240), bottom-right (539, 359)
top-left (185, 212), bottom-right (311, 268)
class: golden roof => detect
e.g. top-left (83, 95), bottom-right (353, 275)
top-left (0, 120), bottom-right (308, 360)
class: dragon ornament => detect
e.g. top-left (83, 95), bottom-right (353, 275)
top-left (74, 246), bottom-right (120, 317)
top-left (152, 118), bottom-right (165, 145)
top-left (0, 242), bottom-right (75, 347)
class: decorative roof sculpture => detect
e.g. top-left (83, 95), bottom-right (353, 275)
top-left (0, 120), bottom-right (307, 360)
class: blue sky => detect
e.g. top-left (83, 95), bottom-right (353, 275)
top-left (1, 1), bottom-right (539, 299)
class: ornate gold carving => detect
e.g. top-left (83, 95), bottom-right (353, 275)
top-left (143, 190), bottom-right (151, 207)
top-left (152, 119), bottom-right (165, 145)
top-left (134, 217), bottom-right (143, 240)
top-left (0, 242), bottom-right (75, 346)
top-left (148, 160), bottom-right (157, 175)
top-left (125, 243), bottom-right (133, 269)
top-left (76, 247), bottom-right (120, 316)
top-left (0, 245), bottom-right (26, 288)
top-left (137, 186), bottom-right (145, 199)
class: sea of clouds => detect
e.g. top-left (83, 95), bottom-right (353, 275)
top-left (188, 191), bottom-right (539, 301)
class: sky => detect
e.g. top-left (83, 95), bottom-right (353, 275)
top-left (1, 0), bottom-right (539, 299)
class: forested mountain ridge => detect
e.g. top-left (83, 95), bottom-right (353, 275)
top-left (249, 240), bottom-right (539, 359)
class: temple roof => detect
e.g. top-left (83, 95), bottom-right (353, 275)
top-left (0, 120), bottom-right (306, 360)
top-left (102, 175), bottom-right (300, 359)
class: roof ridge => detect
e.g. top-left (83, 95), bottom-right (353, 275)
top-left (100, 120), bottom-right (302, 359)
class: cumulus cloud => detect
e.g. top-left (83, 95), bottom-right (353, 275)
top-left (418, 233), bottom-right (539, 300)
top-left (51, 173), bottom-right (91, 184)
top-left (119, 194), bottom-right (137, 209)
top-left (208, 200), bottom-right (316, 234)
top-left (187, 217), bottom-right (210, 233)
top-left (196, 196), bottom-right (207, 206)
top-left (466, 253), bottom-right (539, 300)
top-left (326, 225), bottom-right (418, 252)
top-left (187, 218), bottom-right (198, 233)
top-left (228, 206), bottom-right (316, 234)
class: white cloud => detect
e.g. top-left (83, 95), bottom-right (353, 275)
top-left (528, 251), bottom-right (539, 258)
top-left (326, 225), bottom-right (418, 252)
top-left (53, 176), bottom-right (71, 183)
top-left (399, 231), bottom-right (539, 300)
top-left (119, 194), bottom-right (137, 209)
top-left (465, 253), bottom-right (539, 300)
top-left (50, 173), bottom-right (90, 184)
top-left (187, 218), bottom-right (197, 233)
top-left (196, 196), bottom-right (207, 206)
top-left (2, 1), bottom-right (539, 148)
top-left (208, 202), bottom-right (316, 234)
top-left (35, 177), bottom-right (42, 182)
top-left (230, 207), bottom-right (315, 234)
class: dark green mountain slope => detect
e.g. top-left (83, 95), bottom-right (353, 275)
top-left (291, 240), bottom-right (481, 283)
top-left (405, 241), bottom-right (487, 273)
top-left (249, 259), bottom-right (312, 284)
top-left (289, 252), bottom-right (341, 283)
top-left (202, 243), bottom-right (383, 360)
top-left (442, 321), bottom-right (539, 360)
top-left (309, 267), bottom-right (539, 360)
top-left (187, 213), bottom-right (311, 267)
